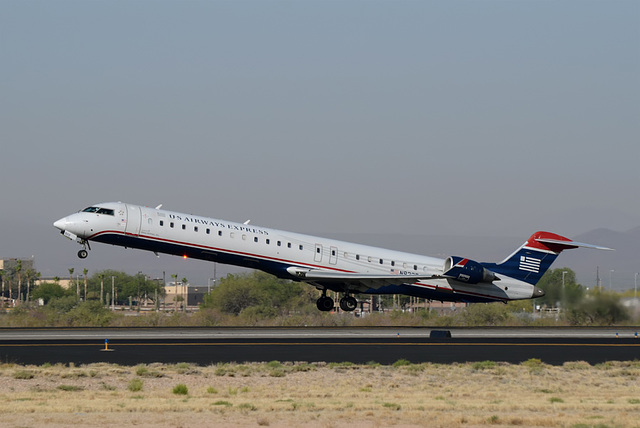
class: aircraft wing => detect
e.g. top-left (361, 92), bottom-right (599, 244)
top-left (287, 267), bottom-right (440, 290)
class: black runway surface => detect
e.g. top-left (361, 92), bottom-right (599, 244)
top-left (1, 328), bottom-right (638, 366)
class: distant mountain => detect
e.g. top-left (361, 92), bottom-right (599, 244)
top-left (564, 227), bottom-right (639, 291)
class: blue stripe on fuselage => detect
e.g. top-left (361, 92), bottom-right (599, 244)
top-left (92, 232), bottom-right (499, 304)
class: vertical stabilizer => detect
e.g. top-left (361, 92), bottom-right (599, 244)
top-left (481, 231), bottom-right (612, 285)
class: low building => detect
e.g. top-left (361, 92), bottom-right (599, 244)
top-left (163, 283), bottom-right (210, 310)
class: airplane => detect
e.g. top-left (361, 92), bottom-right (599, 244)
top-left (53, 202), bottom-right (612, 312)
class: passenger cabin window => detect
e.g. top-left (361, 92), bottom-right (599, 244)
top-left (254, 237), bottom-right (258, 243)
top-left (182, 225), bottom-right (186, 230)
top-left (194, 226), bottom-right (198, 232)
top-left (266, 239), bottom-right (270, 245)
top-left (170, 222), bottom-right (174, 228)
top-left (218, 231), bottom-right (222, 236)
top-left (287, 243), bottom-right (292, 248)
top-left (160, 220), bottom-right (164, 226)
top-left (299, 245), bottom-right (303, 250)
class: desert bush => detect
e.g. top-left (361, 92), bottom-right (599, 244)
top-left (128, 378), bottom-right (144, 392)
top-left (172, 383), bottom-right (188, 395)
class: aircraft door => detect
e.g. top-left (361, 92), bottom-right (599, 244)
top-left (330, 246), bottom-right (338, 265)
top-left (314, 244), bottom-right (323, 262)
top-left (125, 205), bottom-right (142, 236)
top-left (139, 207), bottom-right (154, 235)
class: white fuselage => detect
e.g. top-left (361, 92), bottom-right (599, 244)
top-left (53, 202), bottom-right (538, 303)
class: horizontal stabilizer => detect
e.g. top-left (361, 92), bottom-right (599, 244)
top-left (534, 237), bottom-right (613, 251)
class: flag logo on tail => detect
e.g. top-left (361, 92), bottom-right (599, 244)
top-left (519, 256), bottom-right (541, 273)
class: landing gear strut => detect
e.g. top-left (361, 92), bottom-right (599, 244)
top-left (316, 290), bottom-right (334, 312)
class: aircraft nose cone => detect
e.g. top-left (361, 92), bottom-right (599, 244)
top-left (53, 217), bottom-right (67, 231)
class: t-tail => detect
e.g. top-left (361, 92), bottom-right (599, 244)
top-left (481, 231), bottom-right (613, 285)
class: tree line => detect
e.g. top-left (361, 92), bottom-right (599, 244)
top-left (0, 267), bottom-right (635, 327)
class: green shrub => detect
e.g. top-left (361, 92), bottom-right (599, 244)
top-left (472, 360), bottom-right (497, 371)
top-left (392, 359), bottom-right (412, 367)
top-left (382, 402), bottom-right (401, 410)
top-left (128, 378), bottom-right (143, 392)
top-left (58, 385), bottom-right (83, 391)
top-left (173, 383), bottom-right (189, 395)
top-left (13, 370), bottom-right (34, 379)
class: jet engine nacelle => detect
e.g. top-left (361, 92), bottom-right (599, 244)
top-left (443, 256), bottom-right (497, 284)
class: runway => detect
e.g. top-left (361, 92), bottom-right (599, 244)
top-left (1, 327), bottom-right (638, 366)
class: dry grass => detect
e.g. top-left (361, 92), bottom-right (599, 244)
top-left (0, 360), bottom-right (638, 427)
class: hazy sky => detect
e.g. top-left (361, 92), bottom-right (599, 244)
top-left (1, 1), bottom-right (638, 283)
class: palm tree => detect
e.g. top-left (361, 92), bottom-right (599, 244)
top-left (16, 260), bottom-right (22, 302)
top-left (0, 269), bottom-right (4, 308)
top-left (24, 268), bottom-right (36, 302)
top-left (181, 277), bottom-right (188, 311)
top-left (98, 273), bottom-right (105, 304)
top-left (171, 274), bottom-right (178, 311)
top-left (68, 268), bottom-right (75, 296)
top-left (83, 268), bottom-right (88, 301)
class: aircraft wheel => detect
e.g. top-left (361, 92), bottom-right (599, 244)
top-left (316, 296), bottom-right (334, 312)
top-left (339, 296), bottom-right (357, 312)
top-left (78, 249), bottom-right (88, 259)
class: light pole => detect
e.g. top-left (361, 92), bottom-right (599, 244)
top-left (111, 276), bottom-right (115, 311)
top-left (609, 270), bottom-right (614, 290)
top-left (562, 271), bottom-right (568, 307)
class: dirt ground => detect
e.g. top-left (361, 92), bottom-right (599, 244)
top-left (0, 360), bottom-right (638, 427)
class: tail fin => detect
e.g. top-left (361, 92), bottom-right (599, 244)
top-left (481, 231), bottom-right (612, 285)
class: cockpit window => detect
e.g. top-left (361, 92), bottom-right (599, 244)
top-left (97, 208), bottom-right (114, 215)
top-left (82, 207), bottom-right (114, 216)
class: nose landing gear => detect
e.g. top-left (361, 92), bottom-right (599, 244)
top-left (77, 240), bottom-right (91, 259)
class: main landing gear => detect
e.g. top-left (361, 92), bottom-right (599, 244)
top-left (316, 290), bottom-right (358, 312)
top-left (339, 295), bottom-right (357, 312)
top-left (316, 290), bottom-right (334, 312)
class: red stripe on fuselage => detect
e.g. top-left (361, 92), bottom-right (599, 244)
top-left (88, 230), bottom-right (352, 273)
